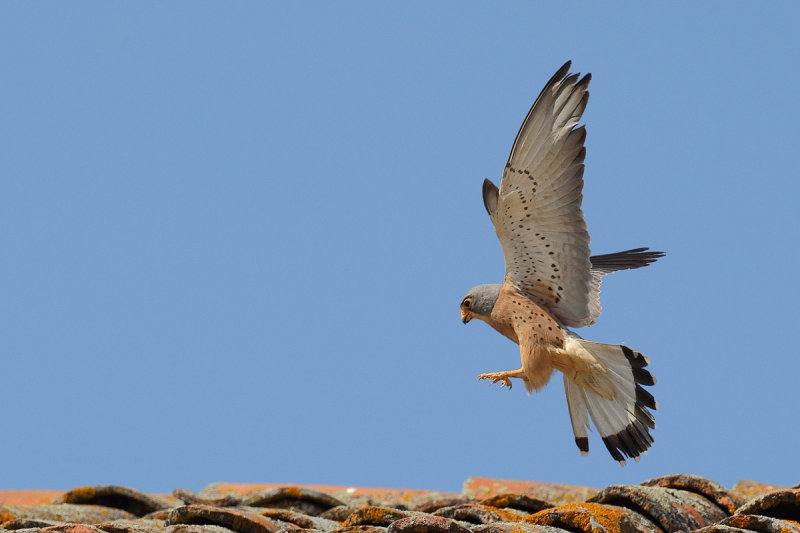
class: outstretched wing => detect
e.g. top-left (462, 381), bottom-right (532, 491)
top-left (485, 61), bottom-right (593, 327)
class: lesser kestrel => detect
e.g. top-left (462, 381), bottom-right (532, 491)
top-left (460, 62), bottom-right (663, 464)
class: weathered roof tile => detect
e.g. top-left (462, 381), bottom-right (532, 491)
top-left (58, 487), bottom-right (179, 517)
top-left (0, 493), bottom-right (65, 507)
top-left (707, 514), bottom-right (800, 533)
top-left (341, 507), bottom-right (416, 527)
top-left (735, 489), bottom-right (800, 522)
top-left (386, 515), bottom-right (471, 533)
top-left (165, 505), bottom-right (283, 533)
top-left (471, 522), bottom-right (565, 533)
top-left (525, 502), bottom-right (661, 533)
top-left (478, 495), bottom-right (553, 514)
top-left (731, 483), bottom-right (792, 504)
top-left (241, 489), bottom-right (344, 516)
top-left (588, 484), bottom-right (728, 531)
top-left (641, 475), bottom-right (743, 515)
top-left (0, 504), bottom-right (136, 525)
top-left (462, 479), bottom-right (595, 506)
top-left (3, 476), bottom-right (799, 533)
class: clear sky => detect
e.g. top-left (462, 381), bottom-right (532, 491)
top-left (2, 2), bottom-right (799, 493)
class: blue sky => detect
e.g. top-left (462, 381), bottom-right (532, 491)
top-left (2, 2), bottom-right (799, 493)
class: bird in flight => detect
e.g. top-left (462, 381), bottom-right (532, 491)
top-left (460, 61), bottom-right (663, 465)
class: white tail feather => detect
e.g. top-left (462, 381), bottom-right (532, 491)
top-left (562, 336), bottom-right (657, 465)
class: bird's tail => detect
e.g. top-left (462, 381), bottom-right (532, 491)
top-left (561, 336), bottom-right (657, 465)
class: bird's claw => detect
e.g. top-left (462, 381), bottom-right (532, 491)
top-left (477, 373), bottom-right (513, 389)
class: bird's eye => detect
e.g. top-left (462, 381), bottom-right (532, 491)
top-left (463, 298), bottom-right (472, 309)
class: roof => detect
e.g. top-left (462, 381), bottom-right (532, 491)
top-left (1, 475), bottom-right (799, 533)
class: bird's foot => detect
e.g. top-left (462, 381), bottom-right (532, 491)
top-left (477, 369), bottom-right (524, 389)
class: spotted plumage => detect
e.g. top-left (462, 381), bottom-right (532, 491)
top-left (460, 62), bottom-right (663, 464)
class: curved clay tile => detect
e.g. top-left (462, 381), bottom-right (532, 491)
top-left (716, 514), bottom-right (800, 533)
top-left (329, 526), bottom-right (388, 533)
top-left (479, 494), bottom-right (554, 514)
top-left (41, 525), bottom-right (107, 533)
top-left (60, 486), bottom-right (179, 517)
top-left (411, 498), bottom-right (474, 514)
top-left (640, 474), bottom-right (742, 515)
top-left (241, 487), bottom-right (345, 516)
top-left (172, 489), bottom-right (241, 508)
top-left (0, 503), bottom-right (136, 525)
top-left (319, 505), bottom-right (359, 522)
top-left (341, 506), bottom-right (416, 527)
top-left (588, 484), bottom-right (728, 531)
top-left (735, 489), bottom-right (800, 521)
top-left (256, 508), bottom-right (341, 531)
top-left (0, 491), bottom-right (65, 506)
top-left (463, 478), bottom-right (596, 506)
top-left (165, 505), bottom-right (284, 533)
top-left (431, 503), bottom-right (506, 524)
top-left (472, 522), bottom-right (567, 533)
top-left (525, 502), bottom-right (661, 533)
top-left (0, 518), bottom-right (65, 529)
top-left (386, 515), bottom-right (472, 533)
top-left (731, 482), bottom-right (792, 504)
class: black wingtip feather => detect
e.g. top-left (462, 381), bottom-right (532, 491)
top-left (633, 367), bottom-right (656, 386)
top-left (575, 436), bottom-right (589, 453)
top-left (562, 72), bottom-right (581, 87)
top-left (635, 405), bottom-right (656, 429)
top-left (636, 384), bottom-right (657, 410)
top-left (589, 248), bottom-right (666, 273)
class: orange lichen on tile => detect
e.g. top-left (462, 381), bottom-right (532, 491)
top-left (61, 487), bottom-right (97, 502)
top-left (343, 506), bottom-right (412, 526)
top-left (0, 491), bottom-right (65, 506)
top-left (463, 478), bottom-right (596, 505)
top-left (526, 502), bottom-right (663, 533)
top-left (732, 480), bottom-right (790, 502)
top-left (41, 525), bottom-right (103, 533)
top-left (526, 503), bottom-right (629, 533)
top-left (479, 505), bottom-right (527, 523)
top-left (725, 514), bottom-right (800, 532)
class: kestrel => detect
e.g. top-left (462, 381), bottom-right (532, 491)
top-left (460, 62), bottom-right (663, 465)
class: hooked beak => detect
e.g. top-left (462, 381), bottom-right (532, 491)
top-left (461, 310), bottom-right (472, 324)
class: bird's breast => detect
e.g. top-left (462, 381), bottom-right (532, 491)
top-left (490, 284), bottom-right (564, 348)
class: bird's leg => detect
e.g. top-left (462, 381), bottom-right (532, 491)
top-left (477, 368), bottom-right (525, 389)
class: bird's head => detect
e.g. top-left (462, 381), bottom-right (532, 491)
top-left (460, 284), bottom-right (501, 324)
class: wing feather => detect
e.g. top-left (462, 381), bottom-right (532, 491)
top-left (489, 63), bottom-right (593, 326)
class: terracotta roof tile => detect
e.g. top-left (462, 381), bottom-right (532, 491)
top-left (524, 502), bottom-right (660, 533)
top-left (2, 476), bottom-right (799, 533)
top-left (57, 487), bottom-right (179, 517)
top-left (700, 514), bottom-right (800, 533)
top-left (730, 482), bottom-right (792, 504)
top-left (462, 479), bottom-right (595, 506)
top-left (386, 515), bottom-right (472, 533)
top-left (734, 488), bottom-right (800, 522)
top-left (588, 484), bottom-right (727, 531)
top-left (0, 493), bottom-right (66, 507)
top-left (165, 505), bottom-right (284, 533)
top-left (640, 474), bottom-right (743, 515)
top-left (0, 503), bottom-right (136, 525)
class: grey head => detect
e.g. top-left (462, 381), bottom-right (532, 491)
top-left (460, 283), bottom-right (501, 324)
